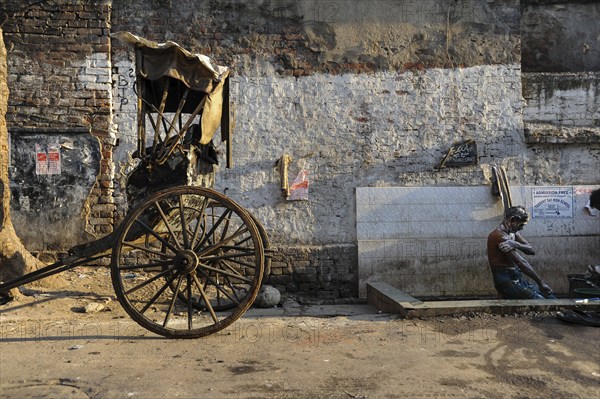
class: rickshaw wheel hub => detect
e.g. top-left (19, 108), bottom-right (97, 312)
top-left (175, 250), bottom-right (199, 273)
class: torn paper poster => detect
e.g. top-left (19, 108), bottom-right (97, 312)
top-left (35, 144), bottom-right (49, 175)
top-left (35, 143), bottom-right (62, 175)
top-left (47, 145), bottom-right (61, 175)
top-left (288, 170), bottom-right (309, 201)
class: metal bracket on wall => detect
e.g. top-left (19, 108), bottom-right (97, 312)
top-left (278, 154), bottom-right (292, 199)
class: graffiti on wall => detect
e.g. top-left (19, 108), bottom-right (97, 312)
top-left (113, 65), bottom-right (135, 112)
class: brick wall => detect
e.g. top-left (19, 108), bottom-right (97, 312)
top-left (522, 73), bottom-right (600, 128)
top-left (109, 0), bottom-right (597, 299)
top-left (2, 1), bottom-right (115, 245)
top-left (108, 0), bottom-right (527, 300)
top-left (268, 244), bottom-right (358, 299)
top-left (2, 0), bottom-right (599, 299)
top-left (520, 2), bottom-right (600, 186)
top-left (522, 1), bottom-right (600, 73)
top-left (2, 1), bottom-right (111, 131)
top-left (111, 0), bottom-right (520, 74)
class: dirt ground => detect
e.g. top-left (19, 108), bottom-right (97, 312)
top-left (1, 266), bottom-right (599, 399)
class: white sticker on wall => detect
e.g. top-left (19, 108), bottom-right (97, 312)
top-left (532, 187), bottom-right (573, 218)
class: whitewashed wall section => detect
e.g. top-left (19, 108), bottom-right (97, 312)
top-left (111, 62), bottom-right (528, 263)
top-left (111, 58), bottom-right (138, 218)
top-left (357, 185), bottom-right (600, 298)
top-left (523, 72), bottom-right (600, 127)
top-left (214, 64), bottom-right (525, 245)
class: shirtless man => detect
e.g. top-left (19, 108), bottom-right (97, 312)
top-left (487, 206), bottom-right (555, 299)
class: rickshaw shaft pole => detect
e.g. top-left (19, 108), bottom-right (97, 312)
top-left (0, 254), bottom-right (107, 292)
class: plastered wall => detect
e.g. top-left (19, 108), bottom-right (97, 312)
top-left (357, 185), bottom-right (600, 298)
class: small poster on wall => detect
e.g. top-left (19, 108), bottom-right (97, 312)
top-left (35, 144), bottom-right (48, 175)
top-left (35, 143), bottom-right (61, 175)
top-left (47, 144), bottom-right (62, 175)
top-left (532, 187), bottom-right (573, 218)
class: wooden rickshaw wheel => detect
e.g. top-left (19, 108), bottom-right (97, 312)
top-left (164, 209), bottom-right (272, 312)
top-left (110, 186), bottom-right (264, 339)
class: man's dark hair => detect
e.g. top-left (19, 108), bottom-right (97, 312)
top-left (505, 205), bottom-right (529, 222)
top-left (590, 189), bottom-right (600, 211)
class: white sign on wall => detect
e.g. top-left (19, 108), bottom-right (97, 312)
top-left (532, 187), bottom-right (573, 218)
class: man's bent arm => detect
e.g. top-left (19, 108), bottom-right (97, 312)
top-left (514, 233), bottom-right (535, 255)
top-left (507, 251), bottom-right (543, 285)
top-left (499, 233), bottom-right (535, 255)
top-left (507, 251), bottom-right (552, 294)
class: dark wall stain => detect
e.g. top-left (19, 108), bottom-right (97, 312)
top-left (9, 129), bottom-right (100, 251)
top-left (521, 2), bottom-right (600, 72)
top-left (111, 0), bottom-right (520, 76)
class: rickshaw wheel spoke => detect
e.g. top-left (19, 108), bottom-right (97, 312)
top-left (111, 186), bottom-right (264, 339)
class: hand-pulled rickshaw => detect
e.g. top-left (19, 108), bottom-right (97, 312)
top-left (0, 33), bottom-right (271, 339)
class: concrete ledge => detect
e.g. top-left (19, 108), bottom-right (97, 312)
top-left (367, 282), bottom-right (423, 316)
top-left (367, 282), bottom-right (600, 318)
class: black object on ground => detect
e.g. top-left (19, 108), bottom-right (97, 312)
top-left (556, 309), bottom-right (600, 327)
